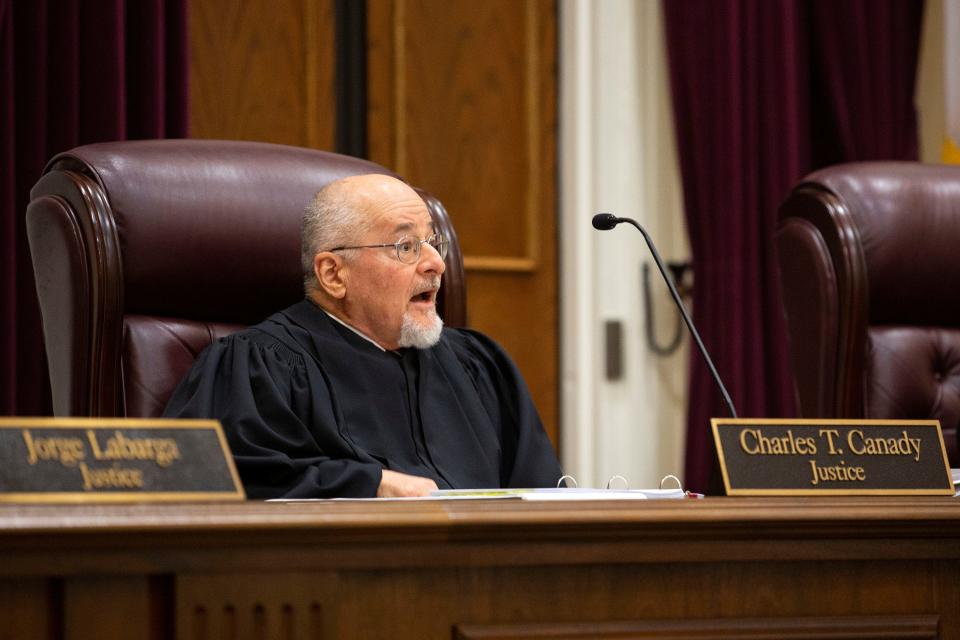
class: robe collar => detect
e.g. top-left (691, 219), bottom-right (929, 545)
top-left (289, 298), bottom-right (395, 355)
top-left (318, 307), bottom-right (387, 352)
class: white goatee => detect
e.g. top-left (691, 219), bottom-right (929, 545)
top-left (398, 309), bottom-right (444, 349)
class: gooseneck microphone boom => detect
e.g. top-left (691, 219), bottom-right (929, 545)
top-left (591, 213), bottom-right (738, 418)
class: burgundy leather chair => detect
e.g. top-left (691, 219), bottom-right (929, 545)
top-left (776, 162), bottom-right (960, 465)
top-left (26, 140), bottom-right (466, 418)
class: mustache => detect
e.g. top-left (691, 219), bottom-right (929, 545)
top-left (412, 277), bottom-right (441, 296)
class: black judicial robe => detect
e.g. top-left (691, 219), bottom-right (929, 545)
top-left (163, 299), bottom-right (562, 498)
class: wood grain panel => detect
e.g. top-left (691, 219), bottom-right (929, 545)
top-left (0, 578), bottom-right (57, 640)
top-left (333, 560), bottom-right (951, 639)
top-left (369, 0), bottom-right (542, 265)
top-left (63, 576), bottom-right (150, 640)
top-left (189, 0), bottom-right (336, 149)
top-left (368, 0), bottom-right (559, 443)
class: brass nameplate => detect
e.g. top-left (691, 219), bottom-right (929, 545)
top-left (712, 418), bottom-right (953, 496)
top-left (0, 418), bottom-right (245, 503)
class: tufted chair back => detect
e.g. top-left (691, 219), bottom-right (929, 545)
top-left (26, 140), bottom-right (466, 418)
top-left (776, 162), bottom-right (960, 465)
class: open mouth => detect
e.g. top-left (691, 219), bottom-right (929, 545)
top-left (410, 278), bottom-right (441, 305)
top-left (410, 290), bottom-right (435, 304)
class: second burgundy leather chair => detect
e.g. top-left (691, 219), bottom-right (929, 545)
top-left (776, 162), bottom-right (960, 465)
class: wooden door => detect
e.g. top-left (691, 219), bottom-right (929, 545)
top-left (367, 0), bottom-right (559, 442)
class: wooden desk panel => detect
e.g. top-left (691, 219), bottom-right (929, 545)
top-left (1, 498), bottom-right (959, 639)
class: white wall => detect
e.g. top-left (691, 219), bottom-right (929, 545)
top-left (559, 0), bottom-right (689, 489)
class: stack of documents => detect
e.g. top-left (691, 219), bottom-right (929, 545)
top-left (430, 487), bottom-right (688, 500)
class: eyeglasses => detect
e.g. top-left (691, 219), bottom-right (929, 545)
top-left (329, 232), bottom-right (449, 265)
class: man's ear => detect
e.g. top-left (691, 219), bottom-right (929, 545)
top-left (313, 252), bottom-right (347, 299)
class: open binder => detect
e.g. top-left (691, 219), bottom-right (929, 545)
top-left (429, 474), bottom-right (701, 501)
top-left (268, 476), bottom-right (702, 502)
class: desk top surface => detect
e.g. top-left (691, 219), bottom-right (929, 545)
top-left (1, 495), bottom-right (958, 533)
top-left (0, 497), bottom-right (958, 574)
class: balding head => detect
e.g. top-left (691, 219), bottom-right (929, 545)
top-left (301, 173), bottom-right (445, 350)
top-left (301, 174), bottom-right (421, 293)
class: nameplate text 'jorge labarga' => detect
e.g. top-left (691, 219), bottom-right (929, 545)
top-left (0, 418), bottom-right (244, 502)
top-left (711, 419), bottom-right (953, 495)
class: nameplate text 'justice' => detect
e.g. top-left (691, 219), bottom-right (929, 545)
top-left (0, 418), bottom-right (245, 503)
top-left (712, 419), bottom-right (953, 495)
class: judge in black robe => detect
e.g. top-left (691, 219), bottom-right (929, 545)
top-left (163, 298), bottom-right (562, 498)
top-left (165, 173), bottom-right (562, 498)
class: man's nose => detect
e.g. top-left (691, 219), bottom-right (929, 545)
top-left (419, 241), bottom-right (446, 274)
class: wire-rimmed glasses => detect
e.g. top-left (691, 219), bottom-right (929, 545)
top-left (329, 232), bottom-right (449, 264)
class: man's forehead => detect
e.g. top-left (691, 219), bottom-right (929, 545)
top-left (365, 193), bottom-right (433, 235)
top-left (325, 174), bottom-right (433, 238)
top-left (387, 214), bottom-right (435, 235)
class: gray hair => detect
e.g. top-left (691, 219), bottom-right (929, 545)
top-left (300, 180), bottom-right (366, 293)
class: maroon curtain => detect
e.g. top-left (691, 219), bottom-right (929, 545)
top-left (807, 0), bottom-right (924, 164)
top-left (0, 0), bottom-right (188, 416)
top-left (663, 0), bottom-right (924, 493)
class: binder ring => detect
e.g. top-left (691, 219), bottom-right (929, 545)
top-left (557, 474), bottom-right (578, 488)
top-left (605, 474), bottom-right (629, 490)
top-left (659, 474), bottom-right (682, 490)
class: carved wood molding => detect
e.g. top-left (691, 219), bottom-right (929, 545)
top-left (177, 572), bottom-right (337, 640)
top-left (376, 0), bottom-right (548, 273)
top-left (462, 0), bottom-right (543, 273)
top-left (304, 0), bottom-right (329, 150)
top-left (454, 615), bottom-right (941, 640)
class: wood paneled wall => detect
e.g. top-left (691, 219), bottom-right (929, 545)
top-left (189, 0), bottom-right (559, 445)
top-left (189, 0), bottom-right (336, 149)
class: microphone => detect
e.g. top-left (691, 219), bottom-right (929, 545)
top-left (591, 213), bottom-right (620, 231)
top-left (591, 213), bottom-right (738, 418)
